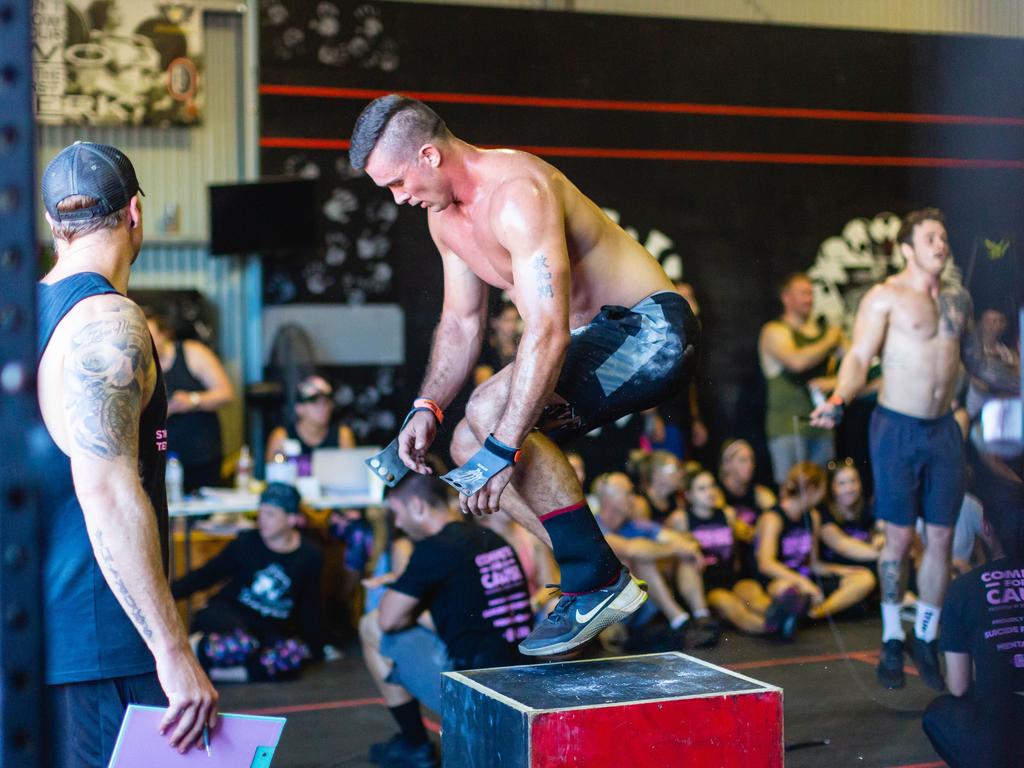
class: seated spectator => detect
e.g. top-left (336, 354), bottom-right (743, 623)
top-left (171, 483), bottom-right (324, 681)
top-left (669, 468), bottom-right (805, 638)
top-left (265, 375), bottom-right (355, 474)
top-left (632, 450), bottom-right (686, 522)
top-left (359, 470), bottom-right (532, 768)
top-left (718, 439), bottom-right (776, 578)
top-left (718, 439), bottom-right (776, 528)
top-left (478, 508), bottom-right (559, 617)
top-left (474, 301), bottom-right (522, 384)
top-left (821, 459), bottom-right (884, 565)
top-left (922, 447), bottom-right (1024, 768)
top-left (267, 375), bottom-right (369, 641)
top-left (755, 462), bottom-right (876, 621)
top-left (593, 472), bottom-right (719, 649)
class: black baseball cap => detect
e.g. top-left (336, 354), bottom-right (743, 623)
top-left (42, 141), bottom-right (144, 222)
top-left (260, 482), bottom-right (301, 514)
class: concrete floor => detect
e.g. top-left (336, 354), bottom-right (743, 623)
top-left (219, 617), bottom-right (945, 768)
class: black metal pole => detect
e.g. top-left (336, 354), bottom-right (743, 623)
top-left (0, 2), bottom-right (44, 766)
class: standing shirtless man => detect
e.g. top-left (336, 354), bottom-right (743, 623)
top-left (811, 208), bottom-right (1018, 690)
top-left (350, 95), bottom-right (699, 656)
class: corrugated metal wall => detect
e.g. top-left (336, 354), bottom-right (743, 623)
top-left (384, 0), bottom-right (1024, 37)
top-left (36, 11), bottom-right (249, 456)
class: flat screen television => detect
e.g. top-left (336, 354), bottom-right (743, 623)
top-left (209, 177), bottom-right (319, 255)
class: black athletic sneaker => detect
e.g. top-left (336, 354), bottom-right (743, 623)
top-left (876, 639), bottom-right (906, 690)
top-left (518, 568), bottom-right (648, 656)
top-left (683, 616), bottom-right (722, 649)
top-left (369, 735), bottom-right (439, 768)
top-left (764, 588), bottom-right (807, 641)
top-left (909, 637), bottom-right (946, 691)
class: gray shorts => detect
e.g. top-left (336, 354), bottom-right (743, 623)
top-left (380, 626), bottom-right (453, 714)
top-left (538, 291), bottom-right (699, 445)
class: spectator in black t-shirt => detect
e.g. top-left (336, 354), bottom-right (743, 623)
top-left (171, 483), bottom-right (324, 681)
top-left (922, 447), bottom-right (1024, 768)
top-left (359, 470), bottom-right (532, 768)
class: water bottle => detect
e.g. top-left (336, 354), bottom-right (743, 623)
top-left (166, 453), bottom-right (184, 504)
top-left (235, 444), bottom-right (253, 491)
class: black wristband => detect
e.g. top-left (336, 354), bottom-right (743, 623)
top-left (484, 434), bottom-right (521, 464)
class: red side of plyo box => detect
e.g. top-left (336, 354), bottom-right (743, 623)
top-left (529, 689), bottom-right (783, 767)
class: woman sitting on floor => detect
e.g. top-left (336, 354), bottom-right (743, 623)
top-left (820, 458), bottom-right (884, 566)
top-left (755, 461), bottom-right (877, 623)
top-left (632, 450), bottom-right (686, 523)
top-left (668, 468), bottom-right (805, 639)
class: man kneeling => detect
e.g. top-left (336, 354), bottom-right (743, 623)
top-left (360, 469), bottom-right (532, 768)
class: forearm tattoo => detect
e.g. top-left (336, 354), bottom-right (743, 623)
top-left (533, 253), bottom-right (554, 299)
top-left (879, 559), bottom-right (906, 605)
top-left (64, 306), bottom-right (149, 459)
top-left (95, 528), bottom-right (153, 641)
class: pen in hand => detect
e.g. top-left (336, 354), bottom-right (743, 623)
top-left (203, 724), bottom-right (211, 757)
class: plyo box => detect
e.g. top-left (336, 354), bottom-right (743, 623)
top-left (442, 651), bottom-right (783, 767)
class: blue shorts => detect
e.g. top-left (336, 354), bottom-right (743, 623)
top-left (538, 291), bottom-right (699, 444)
top-left (380, 626), bottom-right (453, 714)
top-left (869, 405), bottom-right (965, 528)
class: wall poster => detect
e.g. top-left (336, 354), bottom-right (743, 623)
top-left (33, 0), bottom-right (203, 126)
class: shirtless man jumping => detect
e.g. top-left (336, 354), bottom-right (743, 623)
top-left (811, 208), bottom-right (1018, 690)
top-left (350, 95), bottom-right (698, 656)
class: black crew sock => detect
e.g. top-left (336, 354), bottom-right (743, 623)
top-left (389, 700), bottom-right (429, 747)
top-left (540, 500), bottom-right (622, 594)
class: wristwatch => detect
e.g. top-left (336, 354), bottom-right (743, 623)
top-left (188, 391), bottom-right (201, 409)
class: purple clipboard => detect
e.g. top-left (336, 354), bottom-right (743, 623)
top-left (107, 705), bottom-right (286, 767)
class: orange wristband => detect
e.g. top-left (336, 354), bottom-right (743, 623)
top-left (413, 398), bottom-right (444, 424)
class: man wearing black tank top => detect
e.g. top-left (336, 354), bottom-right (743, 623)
top-left (36, 142), bottom-right (217, 768)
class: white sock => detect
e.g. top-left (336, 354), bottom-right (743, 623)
top-left (670, 612), bottom-right (690, 630)
top-left (693, 608), bottom-right (711, 619)
top-left (915, 601), bottom-right (941, 642)
top-left (881, 603), bottom-right (906, 642)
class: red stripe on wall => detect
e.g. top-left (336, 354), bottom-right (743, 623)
top-left (259, 84), bottom-right (1024, 127)
top-left (258, 136), bottom-right (1024, 169)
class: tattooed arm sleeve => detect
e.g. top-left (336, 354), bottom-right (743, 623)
top-left (64, 297), bottom-right (189, 655)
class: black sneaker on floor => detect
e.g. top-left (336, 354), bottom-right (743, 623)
top-left (764, 588), bottom-right (807, 641)
top-left (876, 639), bottom-right (906, 690)
top-left (682, 616), bottom-right (721, 649)
top-left (909, 637), bottom-right (946, 691)
top-left (368, 734), bottom-right (439, 768)
top-left (518, 568), bottom-right (648, 656)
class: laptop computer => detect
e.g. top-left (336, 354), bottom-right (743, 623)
top-left (311, 447), bottom-right (385, 500)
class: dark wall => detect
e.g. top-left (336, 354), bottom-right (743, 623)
top-left (259, 1), bottom-right (1024, 462)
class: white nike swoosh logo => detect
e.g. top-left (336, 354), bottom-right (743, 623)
top-left (575, 593), bottom-right (616, 624)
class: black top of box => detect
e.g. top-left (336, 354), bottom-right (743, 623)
top-left (452, 652), bottom-right (767, 711)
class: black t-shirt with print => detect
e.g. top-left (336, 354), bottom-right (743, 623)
top-left (941, 557), bottom-right (1024, 700)
top-left (390, 521), bottom-right (532, 669)
top-left (172, 530), bottom-right (323, 647)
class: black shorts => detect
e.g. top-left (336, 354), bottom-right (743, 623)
top-left (869, 405), bottom-right (965, 528)
top-left (539, 291), bottom-right (699, 445)
top-left (47, 671), bottom-right (165, 768)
